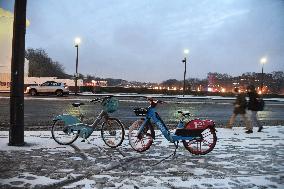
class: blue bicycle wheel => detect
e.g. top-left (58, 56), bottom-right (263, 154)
top-left (51, 120), bottom-right (79, 145)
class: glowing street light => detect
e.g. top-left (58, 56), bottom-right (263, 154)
top-left (260, 57), bottom-right (267, 92)
top-left (182, 49), bottom-right (189, 97)
top-left (75, 37), bottom-right (81, 46)
top-left (74, 37), bottom-right (81, 95)
top-left (260, 57), bottom-right (267, 65)
top-left (184, 49), bottom-right (189, 55)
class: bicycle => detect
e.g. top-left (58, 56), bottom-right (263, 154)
top-left (128, 98), bottom-right (217, 155)
top-left (51, 96), bottom-right (125, 148)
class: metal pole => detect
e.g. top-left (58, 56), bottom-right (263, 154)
top-left (9, 0), bottom-right (27, 146)
top-left (75, 45), bottom-right (79, 95)
top-left (183, 57), bottom-right (187, 97)
top-left (261, 65), bottom-right (264, 92)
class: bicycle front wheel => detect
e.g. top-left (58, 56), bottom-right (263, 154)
top-left (101, 118), bottom-right (125, 148)
top-left (51, 120), bottom-right (79, 145)
top-left (128, 119), bottom-right (153, 152)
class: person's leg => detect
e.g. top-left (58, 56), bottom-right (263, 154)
top-left (253, 111), bottom-right (263, 132)
top-left (251, 111), bottom-right (261, 128)
top-left (244, 111), bottom-right (254, 133)
top-left (227, 113), bottom-right (237, 128)
top-left (241, 114), bottom-right (252, 130)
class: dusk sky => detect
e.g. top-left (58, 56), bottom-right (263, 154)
top-left (1, 0), bottom-right (284, 82)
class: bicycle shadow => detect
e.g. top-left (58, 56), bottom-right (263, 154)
top-left (69, 143), bottom-right (89, 161)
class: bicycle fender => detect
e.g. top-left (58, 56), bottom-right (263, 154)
top-left (53, 114), bottom-right (81, 125)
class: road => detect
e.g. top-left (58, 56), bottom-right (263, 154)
top-left (1, 95), bottom-right (284, 130)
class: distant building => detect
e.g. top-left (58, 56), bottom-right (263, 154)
top-left (207, 73), bottom-right (219, 92)
top-left (0, 9), bottom-right (31, 91)
top-left (0, 59), bottom-right (29, 91)
top-left (84, 80), bottom-right (107, 87)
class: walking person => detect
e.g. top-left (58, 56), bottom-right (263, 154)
top-left (226, 87), bottom-right (251, 130)
top-left (246, 85), bottom-right (263, 134)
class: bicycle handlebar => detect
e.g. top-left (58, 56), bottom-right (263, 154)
top-left (90, 98), bottom-right (101, 103)
top-left (90, 95), bottom-right (114, 103)
top-left (177, 111), bottom-right (191, 117)
top-left (147, 98), bottom-right (166, 107)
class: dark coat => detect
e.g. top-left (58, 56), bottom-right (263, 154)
top-left (247, 91), bottom-right (259, 111)
top-left (233, 93), bottom-right (247, 114)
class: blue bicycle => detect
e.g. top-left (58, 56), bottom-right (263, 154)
top-left (128, 98), bottom-right (217, 155)
top-left (51, 96), bottom-right (125, 148)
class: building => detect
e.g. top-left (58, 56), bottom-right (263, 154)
top-left (84, 80), bottom-right (107, 87)
top-left (0, 8), bottom-right (30, 91)
top-left (0, 59), bottom-right (29, 91)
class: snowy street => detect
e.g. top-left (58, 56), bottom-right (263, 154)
top-left (0, 126), bottom-right (283, 188)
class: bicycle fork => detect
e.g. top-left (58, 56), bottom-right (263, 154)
top-left (137, 119), bottom-right (148, 137)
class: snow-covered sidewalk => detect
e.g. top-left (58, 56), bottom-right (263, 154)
top-left (0, 127), bottom-right (283, 188)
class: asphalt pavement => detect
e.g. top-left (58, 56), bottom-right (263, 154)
top-left (1, 95), bottom-right (284, 130)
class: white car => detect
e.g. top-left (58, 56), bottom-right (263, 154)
top-left (26, 81), bottom-right (69, 96)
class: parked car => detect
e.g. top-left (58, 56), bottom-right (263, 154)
top-left (26, 81), bottom-right (69, 96)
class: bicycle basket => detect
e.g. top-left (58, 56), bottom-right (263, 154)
top-left (102, 97), bottom-right (119, 113)
top-left (133, 108), bottom-right (147, 116)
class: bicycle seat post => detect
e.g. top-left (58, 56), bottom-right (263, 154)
top-left (78, 106), bottom-right (84, 121)
top-left (180, 114), bottom-right (185, 122)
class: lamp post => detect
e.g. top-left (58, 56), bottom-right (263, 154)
top-left (74, 37), bottom-right (81, 95)
top-left (260, 57), bottom-right (267, 93)
top-left (182, 49), bottom-right (189, 97)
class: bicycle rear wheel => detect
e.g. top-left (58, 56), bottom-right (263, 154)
top-left (51, 120), bottom-right (79, 145)
top-left (128, 119), bottom-right (153, 152)
top-left (101, 118), bottom-right (125, 148)
top-left (182, 127), bottom-right (217, 155)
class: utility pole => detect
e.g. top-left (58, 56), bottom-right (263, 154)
top-left (260, 57), bottom-right (267, 93)
top-left (261, 65), bottom-right (264, 92)
top-left (75, 44), bottom-right (79, 95)
top-left (9, 0), bottom-right (27, 146)
top-left (74, 37), bottom-right (81, 95)
top-left (182, 49), bottom-right (189, 97)
top-left (182, 57), bottom-right (187, 97)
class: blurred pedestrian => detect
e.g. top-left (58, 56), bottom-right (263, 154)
top-left (246, 85), bottom-right (263, 134)
top-left (226, 87), bottom-right (251, 130)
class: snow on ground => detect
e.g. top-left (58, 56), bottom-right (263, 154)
top-left (0, 126), bottom-right (283, 188)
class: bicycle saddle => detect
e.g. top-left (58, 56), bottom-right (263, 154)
top-left (177, 111), bottom-right (190, 116)
top-left (72, 102), bottom-right (85, 107)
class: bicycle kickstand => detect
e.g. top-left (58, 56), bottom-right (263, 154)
top-left (81, 134), bottom-right (91, 144)
top-left (151, 141), bottom-right (179, 166)
top-left (173, 141), bottom-right (179, 157)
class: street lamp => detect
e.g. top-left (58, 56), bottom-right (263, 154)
top-left (260, 57), bottom-right (267, 92)
top-left (182, 49), bottom-right (189, 97)
top-left (74, 37), bottom-right (81, 95)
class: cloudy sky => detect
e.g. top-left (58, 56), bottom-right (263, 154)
top-left (1, 0), bottom-right (283, 82)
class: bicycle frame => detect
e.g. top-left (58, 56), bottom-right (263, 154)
top-left (137, 106), bottom-right (200, 143)
top-left (90, 110), bottom-right (109, 127)
top-left (53, 109), bottom-right (109, 139)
